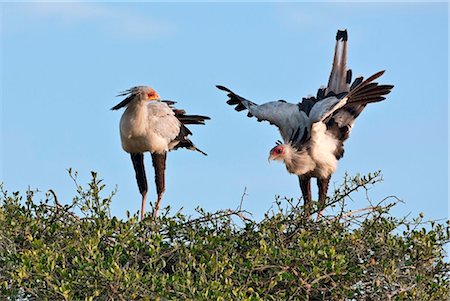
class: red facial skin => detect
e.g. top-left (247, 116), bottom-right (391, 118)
top-left (147, 90), bottom-right (160, 99)
top-left (271, 145), bottom-right (284, 156)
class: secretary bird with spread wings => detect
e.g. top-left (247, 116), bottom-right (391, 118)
top-left (217, 30), bottom-right (393, 216)
top-left (112, 86), bottom-right (209, 220)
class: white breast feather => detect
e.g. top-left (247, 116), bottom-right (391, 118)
top-left (309, 122), bottom-right (339, 178)
top-left (120, 101), bottom-right (181, 154)
top-left (283, 145), bottom-right (316, 175)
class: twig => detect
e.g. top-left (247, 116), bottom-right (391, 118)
top-left (310, 272), bottom-right (344, 285)
top-left (386, 284), bottom-right (416, 301)
top-left (181, 208), bottom-right (252, 227)
top-left (47, 189), bottom-right (60, 207)
top-left (108, 283), bottom-right (126, 301)
top-left (238, 187), bottom-right (248, 211)
top-left (236, 211), bottom-right (253, 222)
top-left (333, 206), bottom-right (381, 222)
top-left (288, 267), bottom-right (311, 299)
top-left (45, 190), bottom-right (81, 222)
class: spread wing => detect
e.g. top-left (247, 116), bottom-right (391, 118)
top-left (217, 30), bottom-right (393, 152)
top-left (216, 85), bottom-right (309, 142)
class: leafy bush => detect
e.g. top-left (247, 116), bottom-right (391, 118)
top-left (1, 171), bottom-right (449, 300)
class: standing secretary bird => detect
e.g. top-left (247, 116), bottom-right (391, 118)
top-left (217, 30), bottom-right (394, 216)
top-left (112, 86), bottom-right (209, 220)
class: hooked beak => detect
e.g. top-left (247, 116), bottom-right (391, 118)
top-left (268, 149), bottom-right (276, 163)
top-left (149, 92), bottom-right (160, 101)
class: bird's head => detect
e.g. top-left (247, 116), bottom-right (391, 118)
top-left (268, 145), bottom-right (285, 162)
top-left (140, 86), bottom-right (160, 101)
top-left (111, 86), bottom-right (160, 110)
top-left (268, 141), bottom-right (295, 163)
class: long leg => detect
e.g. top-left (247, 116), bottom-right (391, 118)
top-left (317, 176), bottom-right (331, 214)
top-left (151, 152), bottom-right (166, 219)
top-left (130, 153), bottom-right (148, 220)
top-left (298, 175), bottom-right (312, 217)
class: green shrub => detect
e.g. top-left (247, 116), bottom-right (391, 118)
top-left (1, 171), bottom-right (449, 300)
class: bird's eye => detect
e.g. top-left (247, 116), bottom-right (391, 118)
top-left (147, 92), bottom-right (154, 98)
top-left (275, 148), bottom-right (282, 154)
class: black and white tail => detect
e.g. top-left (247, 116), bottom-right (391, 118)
top-left (173, 124), bottom-right (208, 156)
top-left (326, 70), bottom-right (394, 159)
top-left (346, 70), bottom-right (394, 105)
top-left (326, 29), bottom-right (352, 95)
top-left (162, 100), bottom-right (209, 156)
top-left (162, 100), bottom-right (210, 125)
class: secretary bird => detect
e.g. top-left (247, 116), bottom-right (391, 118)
top-left (217, 30), bottom-right (393, 216)
top-left (112, 86), bottom-right (209, 220)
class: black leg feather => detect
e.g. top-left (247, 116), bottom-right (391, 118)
top-left (131, 153), bottom-right (147, 197)
top-left (299, 175), bottom-right (312, 218)
top-left (130, 153), bottom-right (148, 219)
top-left (317, 177), bottom-right (331, 213)
top-left (151, 152), bottom-right (167, 218)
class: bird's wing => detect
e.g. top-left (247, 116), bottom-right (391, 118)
top-left (217, 85), bottom-right (309, 142)
top-left (251, 101), bottom-right (310, 142)
top-left (162, 100), bottom-right (211, 125)
top-left (307, 94), bottom-right (346, 124)
top-left (147, 102), bottom-right (181, 142)
top-left (154, 101), bottom-right (209, 155)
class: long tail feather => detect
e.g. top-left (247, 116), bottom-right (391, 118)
top-left (177, 114), bottom-right (211, 125)
top-left (346, 70), bottom-right (394, 105)
top-left (191, 146), bottom-right (207, 156)
top-left (327, 29), bottom-right (350, 95)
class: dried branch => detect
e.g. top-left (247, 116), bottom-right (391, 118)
top-left (333, 206), bottom-right (381, 222)
top-left (386, 284), bottom-right (417, 300)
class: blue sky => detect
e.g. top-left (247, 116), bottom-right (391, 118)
top-left (1, 2), bottom-right (448, 222)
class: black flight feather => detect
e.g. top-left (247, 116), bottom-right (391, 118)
top-left (217, 85), bottom-right (257, 114)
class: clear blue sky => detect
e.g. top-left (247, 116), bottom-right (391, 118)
top-left (1, 2), bottom-right (448, 222)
